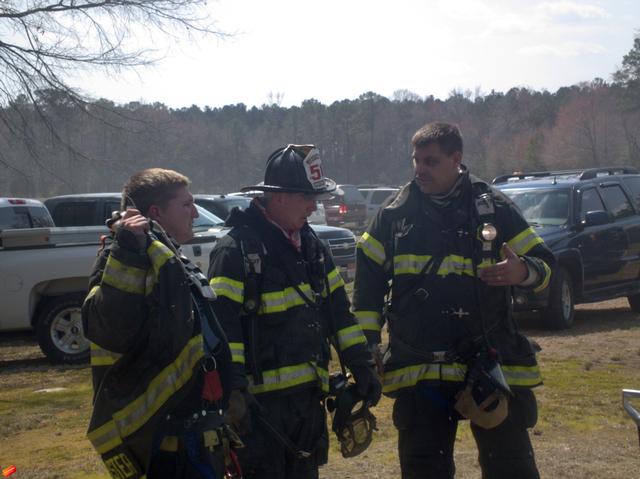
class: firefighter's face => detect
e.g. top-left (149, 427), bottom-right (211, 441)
top-left (149, 185), bottom-right (198, 244)
top-left (412, 143), bottom-right (462, 194)
top-left (271, 192), bottom-right (317, 231)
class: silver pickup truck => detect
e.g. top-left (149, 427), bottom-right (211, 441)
top-left (0, 218), bottom-right (226, 364)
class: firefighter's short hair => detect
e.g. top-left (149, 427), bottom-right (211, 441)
top-left (121, 168), bottom-right (190, 215)
top-left (411, 122), bottom-right (463, 156)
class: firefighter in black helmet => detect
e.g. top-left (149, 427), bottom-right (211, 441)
top-left (208, 145), bottom-right (381, 478)
top-left (353, 123), bottom-right (555, 479)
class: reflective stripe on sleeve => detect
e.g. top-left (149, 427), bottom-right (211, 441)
top-left (248, 362), bottom-right (329, 395)
top-left (87, 334), bottom-right (203, 455)
top-left (354, 310), bottom-right (382, 332)
top-left (507, 227), bottom-right (544, 256)
top-left (210, 277), bottom-right (244, 304)
top-left (229, 342), bottom-right (245, 364)
top-left (358, 232), bottom-right (385, 266)
top-left (102, 256), bottom-right (146, 295)
top-left (533, 261), bottom-right (552, 293)
top-left (326, 268), bottom-right (345, 294)
top-left (90, 342), bottom-right (122, 367)
top-left (147, 240), bottom-right (174, 274)
top-left (336, 324), bottom-right (367, 351)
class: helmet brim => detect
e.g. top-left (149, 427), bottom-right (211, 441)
top-left (241, 178), bottom-right (343, 200)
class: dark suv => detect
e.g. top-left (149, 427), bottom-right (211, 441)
top-left (322, 184), bottom-right (367, 232)
top-left (493, 166), bottom-right (640, 329)
top-left (194, 194), bottom-right (358, 282)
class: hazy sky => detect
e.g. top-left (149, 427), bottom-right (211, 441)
top-left (78, 0), bottom-right (639, 109)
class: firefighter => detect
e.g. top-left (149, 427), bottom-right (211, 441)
top-left (208, 144), bottom-right (381, 479)
top-left (83, 168), bottom-right (237, 479)
top-left (353, 123), bottom-right (555, 479)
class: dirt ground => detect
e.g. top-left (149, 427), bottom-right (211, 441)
top-left (1, 298), bottom-right (640, 478)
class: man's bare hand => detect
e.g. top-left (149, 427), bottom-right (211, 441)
top-left (478, 243), bottom-right (527, 286)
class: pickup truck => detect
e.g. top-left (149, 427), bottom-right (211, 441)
top-left (0, 205), bottom-right (227, 363)
top-left (494, 166), bottom-right (640, 329)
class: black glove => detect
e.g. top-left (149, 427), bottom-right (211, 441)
top-left (224, 389), bottom-right (253, 435)
top-left (351, 365), bottom-right (382, 406)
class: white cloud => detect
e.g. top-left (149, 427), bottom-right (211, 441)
top-left (536, 2), bottom-right (609, 21)
top-left (519, 41), bottom-right (607, 57)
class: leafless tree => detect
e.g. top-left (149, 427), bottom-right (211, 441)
top-left (0, 1), bottom-right (226, 175)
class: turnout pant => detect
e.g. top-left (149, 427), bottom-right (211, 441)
top-left (393, 384), bottom-right (540, 479)
top-left (238, 388), bottom-right (329, 479)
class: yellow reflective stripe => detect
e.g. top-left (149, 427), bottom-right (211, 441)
top-left (102, 256), bottom-right (146, 294)
top-left (85, 284), bottom-right (100, 301)
top-left (438, 255), bottom-right (474, 276)
top-left (229, 342), bottom-right (245, 364)
top-left (336, 324), bottom-right (367, 351)
top-left (382, 362), bottom-right (542, 393)
top-left (248, 362), bottom-right (329, 395)
top-left (147, 240), bottom-right (174, 273)
top-left (358, 232), bottom-right (385, 266)
top-left (87, 420), bottom-right (123, 456)
top-left (395, 254), bottom-right (478, 277)
top-left (210, 277), bottom-right (244, 304)
top-left (502, 364), bottom-right (542, 387)
top-left (508, 227), bottom-right (544, 256)
top-left (326, 268), bottom-right (345, 294)
top-left (260, 284), bottom-right (315, 313)
top-left (90, 342), bottom-right (122, 367)
top-left (354, 310), bottom-right (382, 332)
top-left (394, 254), bottom-right (433, 275)
top-left (533, 261), bottom-right (552, 293)
top-left (88, 335), bottom-right (203, 454)
top-left (382, 363), bottom-right (467, 393)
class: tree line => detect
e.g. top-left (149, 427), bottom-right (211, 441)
top-left (1, 39), bottom-right (639, 197)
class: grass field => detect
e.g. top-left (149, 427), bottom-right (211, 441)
top-left (1, 298), bottom-right (640, 478)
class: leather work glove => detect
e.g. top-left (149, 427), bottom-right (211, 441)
top-left (224, 389), bottom-right (252, 436)
top-left (351, 365), bottom-right (382, 407)
top-left (369, 343), bottom-right (384, 375)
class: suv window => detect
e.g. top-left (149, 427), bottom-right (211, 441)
top-left (599, 184), bottom-right (634, 219)
top-left (622, 176), bottom-right (640, 211)
top-left (51, 202), bottom-right (98, 227)
top-left (580, 188), bottom-right (605, 221)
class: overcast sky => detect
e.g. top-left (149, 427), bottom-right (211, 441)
top-left (78, 0), bottom-right (640, 109)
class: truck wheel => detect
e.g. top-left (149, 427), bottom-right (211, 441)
top-left (540, 267), bottom-right (574, 330)
top-left (628, 294), bottom-right (640, 313)
top-left (36, 293), bottom-right (90, 364)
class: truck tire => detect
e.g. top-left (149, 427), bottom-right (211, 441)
top-left (540, 267), bottom-right (574, 330)
top-left (627, 294), bottom-right (640, 313)
top-left (35, 293), bottom-right (90, 364)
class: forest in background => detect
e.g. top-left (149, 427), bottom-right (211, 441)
top-left (2, 70), bottom-right (639, 198)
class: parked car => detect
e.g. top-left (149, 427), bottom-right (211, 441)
top-left (0, 197), bottom-right (54, 230)
top-left (0, 194), bottom-right (228, 363)
top-left (45, 193), bottom-right (227, 271)
top-left (358, 186), bottom-right (399, 222)
top-left (322, 184), bottom-right (367, 232)
top-left (493, 166), bottom-right (640, 329)
top-left (195, 193), bottom-right (356, 281)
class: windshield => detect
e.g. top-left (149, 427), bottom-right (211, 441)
top-left (500, 188), bottom-right (570, 226)
top-left (193, 205), bottom-right (225, 232)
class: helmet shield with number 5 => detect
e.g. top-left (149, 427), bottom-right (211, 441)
top-left (241, 144), bottom-right (342, 199)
